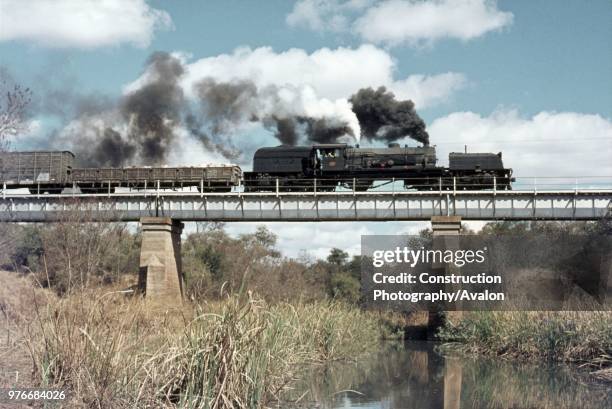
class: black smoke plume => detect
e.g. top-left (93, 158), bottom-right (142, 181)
top-left (118, 51), bottom-right (185, 164)
top-left (298, 117), bottom-right (354, 144)
top-left (349, 86), bottom-right (429, 145)
top-left (194, 78), bottom-right (258, 135)
top-left (82, 128), bottom-right (137, 167)
top-left (28, 53), bottom-right (431, 168)
top-left (261, 116), bottom-right (354, 145)
top-left (193, 80), bottom-right (429, 146)
top-left (184, 114), bottom-right (240, 160)
top-left (44, 52), bottom-right (190, 166)
top-left (267, 117), bottom-right (298, 145)
top-left (193, 78), bottom-right (356, 146)
top-left (50, 53), bottom-right (242, 166)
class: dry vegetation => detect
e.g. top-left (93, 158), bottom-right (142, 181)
top-left (1, 270), bottom-right (380, 408)
top-left (0, 217), bottom-right (382, 408)
top-left (1, 218), bottom-right (611, 405)
top-left (437, 220), bottom-right (612, 378)
top-left (439, 310), bottom-right (612, 371)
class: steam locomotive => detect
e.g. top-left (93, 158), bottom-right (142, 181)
top-left (243, 143), bottom-right (513, 191)
top-left (0, 143), bottom-right (512, 194)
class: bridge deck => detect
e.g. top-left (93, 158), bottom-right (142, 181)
top-left (0, 189), bottom-right (610, 222)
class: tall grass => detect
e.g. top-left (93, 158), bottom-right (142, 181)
top-left (439, 311), bottom-right (612, 368)
top-left (26, 289), bottom-right (380, 408)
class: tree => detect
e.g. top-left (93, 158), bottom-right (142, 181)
top-left (347, 255), bottom-right (363, 280)
top-left (253, 225), bottom-right (277, 249)
top-left (0, 73), bottom-right (31, 259)
top-left (0, 70), bottom-right (31, 151)
top-left (327, 248), bottom-right (349, 266)
top-left (329, 271), bottom-right (360, 303)
top-left (37, 202), bottom-right (134, 293)
top-left (239, 225), bottom-right (280, 258)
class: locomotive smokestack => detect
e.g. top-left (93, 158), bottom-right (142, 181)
top-left (349, 86), bottom-right (429, 145)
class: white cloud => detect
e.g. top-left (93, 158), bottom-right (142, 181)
top-left (428, 109), bottom-right (612, 179)
top-left (355, 0), bottom-right (513, 46)
top-left (287, 0), bottom-right (513, 47)
top-left (179, 45), bottom-right (465, 109)
top-left (393, 72), bottom-right (467, 107)
top-left (0, 0), bottom-right (171, 48)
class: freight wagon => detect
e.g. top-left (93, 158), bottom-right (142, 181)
top-left (0, 151), bottom-right (242, 194)
top-left (72, 165), bottom-right (241, 193)
top-left (0, 151), bottom-right (74, 193)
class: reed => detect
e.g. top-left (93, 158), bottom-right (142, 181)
top-left (24, 289), bottom-right (380, 408)
top-left (439, 310), bottom-right (612, 368)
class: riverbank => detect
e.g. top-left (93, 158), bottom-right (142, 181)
top-left (438, 311), bottom-right (612, 376)
top-left (0, 271), bottom-right (381, 408)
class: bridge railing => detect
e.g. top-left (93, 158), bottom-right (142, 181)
top-left (1, 175), bottom-right (612, 198)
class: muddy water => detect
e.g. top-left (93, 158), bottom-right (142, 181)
top-left (286, 341), bottom-right (611, 409)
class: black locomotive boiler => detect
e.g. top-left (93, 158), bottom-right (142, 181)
top-left (243, 143), bottom-right (513, 191)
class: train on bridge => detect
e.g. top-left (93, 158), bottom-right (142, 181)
top-left (0, 151), bottom-right (241, 194)
top-left (0, 143), bottom-right (513, 194)
top-left (244, 143), bottom-right (513, 191)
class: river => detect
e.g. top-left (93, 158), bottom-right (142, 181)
top-left (284, 341), bottom-right (611, 409)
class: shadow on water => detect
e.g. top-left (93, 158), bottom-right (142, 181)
top-left (281, 341), bottom-right (612, 409)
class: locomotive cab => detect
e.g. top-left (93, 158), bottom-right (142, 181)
top-left (314, 144), bottom-right (347, 173)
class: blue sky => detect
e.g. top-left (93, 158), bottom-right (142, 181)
top-left (1, 0), bottom-right (611, 257)
top-left (2, 0), bottom-right (610, 120)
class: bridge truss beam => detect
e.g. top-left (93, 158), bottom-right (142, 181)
top-left (0, 190), bottom-right (610, 222)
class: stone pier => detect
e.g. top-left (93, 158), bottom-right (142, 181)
top-left (138, 217), bottom-right (184, 306)
top-left (427, 216), bottom-right (462, 339)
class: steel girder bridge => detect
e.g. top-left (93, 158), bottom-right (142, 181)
top-left (0, 189), bottom-right (610, 222)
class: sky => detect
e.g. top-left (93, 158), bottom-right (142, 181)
top-left (1, 0), bottom-right (611, 258)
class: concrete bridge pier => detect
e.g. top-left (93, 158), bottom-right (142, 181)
top-left (427, 216), bottom-right (462, 339)
top-left (138, 217), bottom-right (184, 306)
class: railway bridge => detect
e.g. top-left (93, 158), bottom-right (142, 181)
top-left (1, 187), bottom-right (611, 309)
